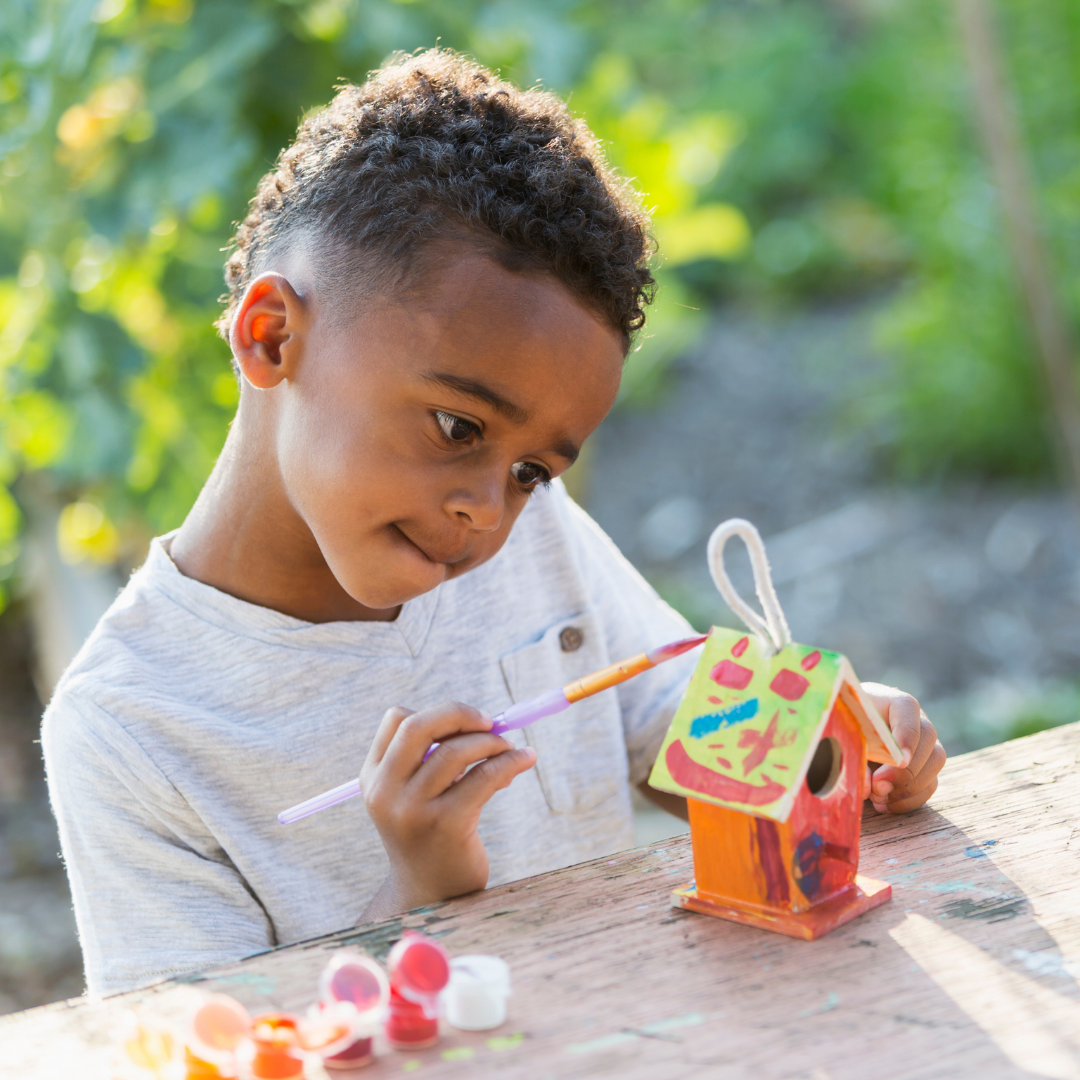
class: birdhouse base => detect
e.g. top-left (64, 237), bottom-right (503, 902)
top-left (671, 875), bottom-right (892, 941)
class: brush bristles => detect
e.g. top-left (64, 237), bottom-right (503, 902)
top-left (647, 634), bottom-right (709, 664)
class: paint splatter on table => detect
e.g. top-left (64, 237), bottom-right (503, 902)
top-left (3, 725), bottom-right (1079, 1079)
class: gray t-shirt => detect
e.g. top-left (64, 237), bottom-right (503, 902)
top-left (42, 483), bottom-right (696, 997)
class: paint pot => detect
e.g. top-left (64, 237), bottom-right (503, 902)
top-left (112, 1013), bottom-right (181, 1080)
top-left (183, 1046), bottom-right (231, 1079)
top-left (322, 1033), bottom-right (374, 1070)
top-left (249, 1014), bottom-right (305, 1080)
top-left (384, 932), bottom-right (451, 1049)
top-left (188, 994), bottom-right (252, 1077)
top-left (318, 951), bottom-right (390, 1070)
top-left (445, 955), bottom-right (511, 1031)
top-left (385, 987), bottom-right (439, 1049)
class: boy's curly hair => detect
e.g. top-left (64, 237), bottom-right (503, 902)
top-left (217, 49), bottom-right (655, 351)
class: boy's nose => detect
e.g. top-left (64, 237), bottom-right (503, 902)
top-left (444, 479), bottom-right (504, 532)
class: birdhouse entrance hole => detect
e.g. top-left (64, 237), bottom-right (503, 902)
top-left (805, 737), bottom-right (842, 798)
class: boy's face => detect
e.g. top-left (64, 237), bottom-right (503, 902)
top-left (258, 250), bottom-right (625, 612)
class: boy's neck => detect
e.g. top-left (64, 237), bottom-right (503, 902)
top-left (169, 421), bottom-right (401, 624)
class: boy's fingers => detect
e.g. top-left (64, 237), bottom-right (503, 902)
top-left (862, 683), bottom-right (922, 768)
top-left (871, 716), bottom-right (941, 800)
top-left (366, 706), bottom-right (415, 768)
top-left (412, 732), bottom-right (517, 797)
top-left (437, 746), bottom-right (536, 810)
top-left (881, 740), bottom-right (946, 803)
top-left (871, 740), bottom-right (945, 813)
top-left (873, 776), bottom-right (938, 815)
top-left (381, 701), bottom-right (492, 783)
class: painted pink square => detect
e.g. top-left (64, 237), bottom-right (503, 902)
top-left (769, 669), bottom-right (810, 701)
top-left (710, 659), bottom-right (753, 690)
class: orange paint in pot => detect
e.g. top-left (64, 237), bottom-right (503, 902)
top-left (250, 1014), bottom-right (305, 1080)
top-left (184, 1046), bottom-right (230, 1079)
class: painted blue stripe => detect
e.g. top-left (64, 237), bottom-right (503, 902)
top-left (689, 698), bottom-right (759, 738)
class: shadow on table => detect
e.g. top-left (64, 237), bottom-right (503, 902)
top-left (838, 804), bottom-right (1080, 1079)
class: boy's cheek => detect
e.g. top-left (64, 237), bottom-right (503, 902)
top-left (312, 499), bottom-right (522, 609)
top-left (278, 422), bottom-right (528, 605)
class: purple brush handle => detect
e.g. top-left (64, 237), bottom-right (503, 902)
top-left (277, 777), bottom-right (361, 825)
top-left (278, 688), bottom-right (570, 825)
top-left (491, 686), bottom-right (571, 734)
top-left (422, 687), bottom-right (570, 760)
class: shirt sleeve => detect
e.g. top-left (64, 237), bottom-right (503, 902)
top-left (553, 484), bottom-right (701, 786)
top-left (42, 690), bottom-right (274, 997)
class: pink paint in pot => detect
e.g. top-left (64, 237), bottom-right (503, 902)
top-left (318, 951), bottom-right (389, 1069)
top-left (323, 1035), bottom-right (373, 1070)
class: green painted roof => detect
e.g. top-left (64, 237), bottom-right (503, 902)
top-left (649, 626), bottom-right (856, 822)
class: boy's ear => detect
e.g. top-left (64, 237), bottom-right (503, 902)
top-left (231, 273), bottom-right (308, 389)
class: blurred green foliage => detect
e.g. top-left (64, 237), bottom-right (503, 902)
top-left (0, 0), bottom-right (1078, 609)
top-left (927, 677), bottom-right (1080, 755)
top-left (846, 0), bottom-right (1080, 482)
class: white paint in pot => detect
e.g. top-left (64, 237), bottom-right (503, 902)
top-left (444, 955), bottom-right (511, 1031)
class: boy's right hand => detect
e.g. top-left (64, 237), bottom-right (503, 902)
top-left (358, 702), bottom-right (536, 921)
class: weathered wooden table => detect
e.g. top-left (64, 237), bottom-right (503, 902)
top-left (4, 724), bottom-right (1080, 1080)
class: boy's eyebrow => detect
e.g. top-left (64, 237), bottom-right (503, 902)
top-left (422, 371), bottom-right (579, 463)
top-left (422, 372), bottom-right (530, 424)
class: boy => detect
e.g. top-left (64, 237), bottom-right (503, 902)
top-left (43, 50), bottom-right (944, 998)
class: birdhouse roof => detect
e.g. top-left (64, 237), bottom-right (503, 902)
top-left (649, 626), bottom-right (904, 823)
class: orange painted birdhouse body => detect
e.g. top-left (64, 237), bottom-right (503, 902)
top-left (678, 693), bottom-right (892, 939)
top-left (649, 625), bottom-right (904, 940)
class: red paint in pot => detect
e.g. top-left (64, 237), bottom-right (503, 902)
top-left (384, 987), bottom-right (439, 1049)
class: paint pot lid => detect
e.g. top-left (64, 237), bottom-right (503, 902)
top-left (192, 993), bottom-right (252, 1054)
top-left (298, 1001), bottom-right (362, 1057)
top-left (387, 932), bottom-right (450, 1010)
top-left (320, 952), bottom-right (390, 1015)
top-left (448, 955), bottom-right (510, 996)
top-left (189, 994), bottom-right (252, 1067)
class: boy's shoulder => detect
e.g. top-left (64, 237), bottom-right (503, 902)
top-left (50, 536), bottom-right (196, 692)
top-left (42, 540), bottom-right (186, 741)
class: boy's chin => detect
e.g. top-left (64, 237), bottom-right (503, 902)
top-left (335, 558), bottom-right (448, 613)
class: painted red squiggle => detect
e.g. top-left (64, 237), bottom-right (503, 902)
top-left (665, 740), bottom-right (786, 806)
top-left (737, 710), bottom-right (796, 775)
top-left (756, 818), bottom-right (790, 905)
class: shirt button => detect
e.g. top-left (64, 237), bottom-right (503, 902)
top-left (560, 626), bottom-right (584, 653)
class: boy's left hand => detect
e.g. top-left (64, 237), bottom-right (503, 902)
top-left (860, 683), bottom-right (945, 814)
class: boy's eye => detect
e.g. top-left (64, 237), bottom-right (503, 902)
top-left (435, 411), bottom-right (479, 443)
top-left (510, 461), bottom-right (551, 488)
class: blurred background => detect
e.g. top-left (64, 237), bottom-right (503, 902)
top-left (2, 0), bottom-right (1079, 1012)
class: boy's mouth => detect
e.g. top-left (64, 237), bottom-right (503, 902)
top-left (390, 523), bottom-right (470, 567)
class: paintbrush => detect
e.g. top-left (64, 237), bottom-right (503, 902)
top-left (277, 633), bottom-right (708, 825)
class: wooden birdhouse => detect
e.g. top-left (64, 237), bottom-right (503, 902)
top-left (648, 519), bottom-right (905, 940)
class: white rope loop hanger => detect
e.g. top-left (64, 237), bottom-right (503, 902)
top-left (706, 518), bottom-right (792, 659)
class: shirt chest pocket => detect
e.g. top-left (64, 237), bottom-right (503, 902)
top-left (499, 612), bottom-right (627, 815)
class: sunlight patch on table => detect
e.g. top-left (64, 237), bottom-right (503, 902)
top-left (890, 913), bottom-right (1080, 1079)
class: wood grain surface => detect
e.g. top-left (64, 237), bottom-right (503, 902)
top-left (3, 724), bottom-right (1079, 1080)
